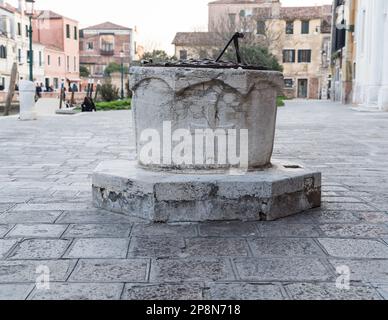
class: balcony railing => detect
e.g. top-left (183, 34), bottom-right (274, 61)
top-left (100, 49), bottom-right (114, 56)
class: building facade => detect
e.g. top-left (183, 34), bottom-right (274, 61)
top-left (33, 10), bottom-right (80, 89)
top-left (0, 0), bottom-right (45, 90)
top-left (331, 0), bottom-right (388, 111)
top-left (173, 0), bottom-right (332, 100)
top-left (79, 22), bottom-right (133, 78)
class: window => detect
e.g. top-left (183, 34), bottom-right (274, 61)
top-left (66, 24), bottom-right (70, 38)
top-left (179, 50), bottom-right (187, 60)
top-left (17, 23), bottom-right (22, 36)
top-left (257, 20), bottom-right (265, 35)
top-left (0, 77), bottom-right (5, 91)
top-left (67, 56), bottom-right (70, 71)
top-left (25, 25), bottom-right (29, 38)
top-left (301, 20), bottom-right (310, 34)
top-left (18, 49), bottom-right (22, 63)
top-left (74, 26), bottom-right (78, 40)
top-left (283, 49), bottom-right (295, 63)
top-left (298, 49), bottom-right (312, 63)
top-left (86, 42), bottom-right (94, 50)
top-left (79, 30), bottom-right (84, 38)
top-left (0, 45), bottom-right (7, 59)
top-left (54, 78), bottom-right (59, 89)
top-left (286, 21), bottom-right (294, 34)
top-left (47, 55), bottom-right (51, 66)
top-left (284, 79), bottom-right (294, 88)
top-left (228, 13), bottom-right (236, 27)
top-left (74, 56), bottom-right (77, 72)
top-left (39, 51), bottom-right (42, 67)
top-left (58, 57), bottom-right (61, 66)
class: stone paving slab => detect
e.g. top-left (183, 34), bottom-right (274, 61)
top-left (28, 283), bottom-right (124, 300)
top-left (122, 283), bottom-right (204, 300)
top-left (1, 102), bottom-right (388, 299)
top-left (69, 259), bottom-right (149, 283)
top-left (284, 283), bottom-right (382, 300)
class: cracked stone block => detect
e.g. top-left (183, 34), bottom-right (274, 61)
top-left (92, 161), bottom-right (321, 222)
top-left (234, 258), bottom-right (332, 282)
top-left (8, 239), bottom-right (71, 260)
top-left (248, 238), bottom-right (324, 258)
top-left (69, 259), bottom-right (149, 283)
top-left (285, 283), bottom-right (382, 300)
top-left (28, 283), bottom-right (123, 300)
top-left (206, 283), bottom-right (285, 300)
top-left (318, 239), bottom-right (388, 259)
top-left (0, 284), bottom-right (34, 300)
top-left (63, 224), bottom-right (132, 238)
top-left (0, 260), bottom-right (76, 283)
top-left (123, 283), bottom-right (204, 300)
top-left (65, 238), bottom-right (130, 259)
top-left (7, 224), bottom-right (68, 238)
top-left (150, 258), bottom-right (235, 282)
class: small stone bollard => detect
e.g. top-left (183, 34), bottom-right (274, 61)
top-left (19, 80), bottom-right (37, 121)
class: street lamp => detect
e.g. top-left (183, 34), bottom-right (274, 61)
top-left (25, 0), bottom-right (35, 82)
top-left (120, 49), bottom-right (125, 100)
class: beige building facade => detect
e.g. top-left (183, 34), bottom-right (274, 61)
top-left (173, 0), bottom-right (332, 99)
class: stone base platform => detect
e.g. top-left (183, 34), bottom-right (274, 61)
top-left (92, 161), bottom-right (321, 222)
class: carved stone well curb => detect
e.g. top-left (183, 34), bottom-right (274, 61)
top-left (92, 66), bottom-right (322, 222)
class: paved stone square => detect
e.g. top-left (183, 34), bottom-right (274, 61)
top-left (0, 100), bottom-right (388, 300)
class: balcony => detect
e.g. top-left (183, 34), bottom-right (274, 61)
top-left (100, 49), bottom-right (114, 56)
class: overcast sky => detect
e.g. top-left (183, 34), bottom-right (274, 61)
top-left (8, 0), bottom-right (332, 54)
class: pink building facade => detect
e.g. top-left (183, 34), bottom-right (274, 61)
top-left (33, 10), bottom-right (80, 90)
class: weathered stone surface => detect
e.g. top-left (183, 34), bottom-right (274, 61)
top-left (128, 237), bottom-right (186, 258)
top-left (8, 239), bottom-right (71, 260)
top-left (150, 258), bottom-right (234, 282)
top-left (0, 225), bottom-right (12, 238)
top-left (329, 259), bottom-right (388, 283)
top-left (93, 161), bottom-right (321, 222)
top-left (130, 66), bottom-right (283, 170)
top-left (285, 283), bottom-right (382, 300)
top-left (199, 222), bottom-right (258, 237)
top-left (376, 285), bottom-right (388, 300)
top-left (205, 283), bottom-right (284, 300)
top-left (69, 259), bottom-right (149, 283)
top-left (256, 222), bottom-right (320, 237)
top-left (319, 224), bottom-right (388, 238)
top-left (7, 224), bottom-right (68, 238)
top-left (29, 283), bottom-right (124, 300)
top-left (248, 238), bottom-right (324, 257)
top-left (0, 260), bottom-right (76, 283)
top-left (0, 211), bottom-right (62, 224)
top-left (63, 224), bottom-right (132, 238)
top-left (132, 224), bottom-right (197, 237)
top-left (184, 238), bottom-right (249, 257)
top-left (0, 284), bottom-right (34, 300)
top-left (319, 239), bottom-right (388, 259)
top-left (123, 283), bottom-right (204, 300)
top-left (0, 239), bottom-right (18, 259)
top-left (65, 238), bottom-right (130, 259)
top-left (56, 210), bottom-right (140, 224)
top-left (234, 258), bottom-right (332, 282)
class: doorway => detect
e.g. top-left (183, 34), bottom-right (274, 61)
top-left (298, 79), bottom-right (308, 98)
